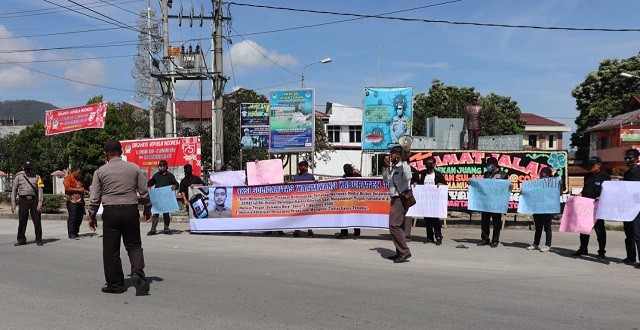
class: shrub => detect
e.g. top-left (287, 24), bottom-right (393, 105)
top-left (42, 194), bottom-right (65, 214)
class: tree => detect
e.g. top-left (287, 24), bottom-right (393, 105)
top-left (413, 79), bottom-right (525, 137)
top-left (571, 55), bottom-right (640, 163)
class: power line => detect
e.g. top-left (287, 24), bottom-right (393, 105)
top-left (0, 40), bottom-right (140, 54)
top-left (0, 27), bottom-right (123, 40)
top-left (0, 54), bottom-right (135, 64)
top-left (227, 2), bottom-right (640, 32)
top-left (0, 0), bottom-right (142, 19)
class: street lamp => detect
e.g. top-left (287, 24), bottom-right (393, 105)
top-left (301, 57), bottom-right (332, 88)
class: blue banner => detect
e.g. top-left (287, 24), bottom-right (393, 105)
top-left (240, 103), bottom-right (270, 149)
top-left (362, 87), bottom-right (413, 152)
top-left (269, 89), bottom-right (314, 152)
top-left (517, 177), bottom-right (561, 214)
top-left (467, 178), bottom-right (511, 213)
top-left (149, 186), bottom-right (180, 214)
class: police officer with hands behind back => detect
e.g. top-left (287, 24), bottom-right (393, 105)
top-left (11, 160), bottom-right (44, 246)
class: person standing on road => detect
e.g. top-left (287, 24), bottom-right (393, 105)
top-left (526, 167), bottom-right (556, 253)
top-left (572, 156), bottom-right (610, 259)
top-left (147, 160), bottom-right (179, 236)
top-left (88, 140), bottom-right (151, 294)
top-left (383, 146), bottom-right (412, 263)
top-left (621, 149), bottom-right (640, 266)
top-left (478, 157), bottom-right (510, 248)
top-left (336, 164), bottom-right (362, 239)
top-left (10, 160), bottom-right (44, 246)
top-left (293, 160), bottom-right (315, 238)
top-left (63, 166), bottom-right (86, 240)
top-left (179, 164), bottom-right (204, 218)
top-left (413, 156), bottom-right (447, 245)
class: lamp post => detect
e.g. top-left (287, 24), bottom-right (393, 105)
top-left (301, 57), bottom-right (332, 88)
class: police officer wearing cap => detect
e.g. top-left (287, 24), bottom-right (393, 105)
top-left (572, 156), bottom-right (610, 259)
top-left (88, 140), bottom-right (151, 294)
top-left (11, 160), bottom-right (44, 246)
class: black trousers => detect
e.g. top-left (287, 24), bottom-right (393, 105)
top-left (425, 217), bottom-right (442, 239)
top-left (481, 212), bottom-right (502, 243)
top-left (624, 221), bottom-right (636, 261)
top-left (102, 205), bottom-right (145, 290)
top-left (579, 219), bottom-right (606, 254)
top-left (150, 213), bottom-right (171, 232)
top-left (17, 197), bottom-right (42, 243)
top-left (66, 202), bottom-right (84, 237)
top-left (533, 213), bottom-right (553, 247)
top-left (340, 228), bottom-right (361, 237)
top-left (630, 212), bottom-right (640, 262)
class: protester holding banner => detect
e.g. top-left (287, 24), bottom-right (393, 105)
top-left (573, 156), bottom-right (610, 259)
top-left (412, 156), bottom-right (447, 245)
top-left (293, 160), bottom-right (316, 238)
top-left (526, 167), bottom-right (556, 253)
top-left (336, 164), bottom-right (362, 239)
top-left (622, 149), bottom-right (640, 266)
top-left (179, 164), bottom-right (204, 217)
top-left (63, 166), bottom-right (86, 240)
top-left (383, 146), bottom-right (413, 263)
top-left (147, 160), bottom-right (179, 236)
top-left (479, 157), bottom-right (509, 248)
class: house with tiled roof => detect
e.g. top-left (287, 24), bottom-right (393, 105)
top-left (520, 113), bottom-right (571, 150)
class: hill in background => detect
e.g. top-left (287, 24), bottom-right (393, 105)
top-left (0, 100), bottom-right (58, 125)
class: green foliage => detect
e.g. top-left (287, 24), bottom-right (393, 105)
top-left (42, 194), bottom-right (65, 213)
top-left (0, 100), bottom-right (57, 125)
top-left (413, 79), bottom-right (525, 137)
top-left (571, 55), bottom-right (640, 163)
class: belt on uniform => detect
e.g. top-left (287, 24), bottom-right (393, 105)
top-left (20, 195), bottom-right (36, 200)
top-left (103, 204), bottom-right (138, 208)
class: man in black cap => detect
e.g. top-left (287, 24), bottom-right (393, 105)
top-left (147, 160), bottom-right (179, 235)
top-left (621, 149), bottom-right (640, 266)
top-left (336, 164), bottom-right (362, 239)
top-left (573, 156), bottom-right (610, 259)
top-left (179, 164), bottom-right (205, 218)
top-left (87, 140), bottom-right (152, 294)
top-left (293, 160), bottom-right (315, 237)
top-left (10, 160), bottom-right (44, 246)
top-left (478, 156), bottom-right (509, 248)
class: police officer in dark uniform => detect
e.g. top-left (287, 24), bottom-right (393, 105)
top-left (572, 156), bottom-right (610, 259)
top-left (621, 149), bottom-right (640, 266)
top-left (10, 161), bottom-right (44, 246)
top-left (88, 140), bottom-right (152, 294)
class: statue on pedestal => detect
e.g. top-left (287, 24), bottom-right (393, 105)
top-left (462, 95), bottom-right (482, 150)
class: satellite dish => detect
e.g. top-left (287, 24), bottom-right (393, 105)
top-left (398, 135), bottom-right (413, 151)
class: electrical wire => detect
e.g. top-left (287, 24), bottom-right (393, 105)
top-left (0, 54), bottom-right (135, 64)
top-left (0, 0), bottom-right (142, 19)
top-left (0, 40), bottom-right (140, 54)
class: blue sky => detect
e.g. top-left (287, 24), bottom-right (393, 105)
top-left (2, 0), bottom-right (640, 148)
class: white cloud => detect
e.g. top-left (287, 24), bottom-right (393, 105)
top-left (227, 40), bottom-right (298, 69)
top-left (0, 25), bottom-right (38, 87)
top-left (0, 66), bottom-right (36, 88)
top-left (64, 59), bottom-right (107, 91)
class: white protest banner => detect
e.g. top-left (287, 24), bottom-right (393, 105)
top-left (559, 196), bottom-right (597, 235)
top-left (467, 178), bottom-right (511, 213)
top-left (149, 186), bottom-right (180, 214)
top-left (517, 177), bottom-right (561, 214)
top-left (595, 181), bottom-right (640, 221)
top-left (406, 184), bottom-right (448, 218)
top-left (210, 170), bottom-right (246, 187)
top-left (246, 159), bottom-right (285, 185)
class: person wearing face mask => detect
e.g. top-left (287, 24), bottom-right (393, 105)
top-left (572, 156), bottom-right (610, 259)
top-left (11, 160), bottom-right (44, 246)
top-left (147, 160), bottom-right (179, 236)
top-left (383, 146), bottom-right (413, 263)
top-left (621, 149), bottom-right (640, 266)
top-left (293, 160), bottom-right (316, 238)
top-left (526, 167), bottom-right (557, 252)
top-left (390, 96), bottom-right (411, 143)
top-left (179, 163), bottom-right (205, 218)
top-left (478, 157), bottom-right (509, 248)
top-left (336, 164), bottom-right (362, 239)
top-left (63, 166), bottom-right (86, 240)
top-left (412, 156), bottom-right (447, 245)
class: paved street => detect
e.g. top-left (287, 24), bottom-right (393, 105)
top-left (0, 218), bottom-right (637, 330)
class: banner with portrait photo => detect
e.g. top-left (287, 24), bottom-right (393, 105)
top-left (189, 178), bottom-right (391, 233)
top-left (269, 89), bottom-right (314, 153)
top-left (362, 87), bottom-right (413, 152)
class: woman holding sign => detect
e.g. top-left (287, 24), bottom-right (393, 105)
top-left (526, 167), bottom-right (556, 253)
top-left (413, 156), bottom-right (447, 245)
top-left (479, 157), bottom-right (510, 248)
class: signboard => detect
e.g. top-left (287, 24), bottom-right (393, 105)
top-left (121, 136), bottom-right (201, 180)
top-left (269, 89), bottom-right (314, 152)
top-left (405, 184), bottom-right (449, 218)
top-left (517, 177), bottom-right (561, 214)
top-left (560, 196), bottom-right (597, 235)
top-left (362, 86), bottom-right (413, 152)
top-left (595, 181), bottom-right (640, 221)
top-left (467, 178), bottom-right (511, 213)
top-left (621, 129), bottom-right (640, 142)
top-left (240, 103), bottom-right (270, 149)
top-left (409, 150), bottom-right (569, 213)
top-left (45, 102), bottom-right (108, 135)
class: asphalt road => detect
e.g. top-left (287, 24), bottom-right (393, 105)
top-left (0, 218), bottom-right (637, 330)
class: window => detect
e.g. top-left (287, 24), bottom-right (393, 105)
top-left (528, 135), bottom-right (537, 148)
top-left (548, 134), bottom-right (555, 149)
top-left (349, 125), bottom-right (362, 143)
top-left (600, 136), bottom-right (611, 149)
top-left (327, 125), bottom-right (340, 143)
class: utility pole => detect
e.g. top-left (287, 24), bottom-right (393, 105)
top-left (147, 0), bottom-right (155, 138)
top-left (211, 0), bottom-right (225, 171)
top-left (161, 0), bottom-right (174, 137)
